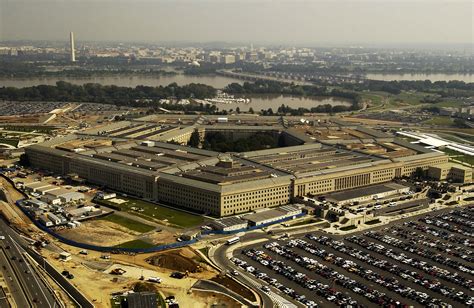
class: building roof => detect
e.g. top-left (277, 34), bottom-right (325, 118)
top-left (326, 182), bottom-right (408, 202)
top-left (213, 216), bottom-right (248, 228)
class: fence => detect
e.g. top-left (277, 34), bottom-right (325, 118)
top-left (17, 198), bottom-right (305, 254)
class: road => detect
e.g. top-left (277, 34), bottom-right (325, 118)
top-left (0, 246), bottom-right (30, 308)
top-left (0, 219), bottom-right (57, 308)
top-left (0, 218), bottom-right (94, 308)
top-left (211, 231), bottom-right (301, 308)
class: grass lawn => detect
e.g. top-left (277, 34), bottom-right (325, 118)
top-left (101, 213), bottom-right (156, 233)
top-left (198, 247), bottom-right (209, 258)
top-left (441, 148), bottom-right (474, 166)
top-left (434, 100), bottom-right (464, 108)
top-left (423, 116), bottom-right (454, 126)
top-left (0, 138), bottom-right (19, 147)
top-left (389, 91), bottom-right (428, 106)
top-left (114, 239), bottom-right (156, 249)
top-left (98, 197), bottom-right (205, 228)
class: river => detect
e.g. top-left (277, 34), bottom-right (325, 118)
top-left (366, 73), bottom-right (473, 82)
top-left (1, 73), bottom-right (472, 89)
top-left (214, 94), bottom-right (351, 111)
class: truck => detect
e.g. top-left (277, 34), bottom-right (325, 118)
top-left (226, 236), bottom-right (240, 245)
top-left (147, 277), bottom-right (162, 283)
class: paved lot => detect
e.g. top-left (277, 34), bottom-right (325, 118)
top-left (232, 205), bottom-right (474, 307)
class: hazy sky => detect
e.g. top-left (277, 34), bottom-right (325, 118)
top-left (1, 0), bottom-right (472, 46)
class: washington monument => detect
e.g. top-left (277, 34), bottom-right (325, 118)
top-left (69, 32), bottom-right (75, 62)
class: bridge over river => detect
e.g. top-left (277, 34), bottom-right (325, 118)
top-left (217, 70), bottom-right (366, 85)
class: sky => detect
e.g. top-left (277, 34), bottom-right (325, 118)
top-left (0, 0), bottom-right (472, 46)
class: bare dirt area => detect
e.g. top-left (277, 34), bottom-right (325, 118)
top-left (211, 275), bottom-right (257, 302)
top-left (57, 220), bottom-right (138, 246)
top-left (142, 229), bottom-right (176, 245)
top-left (181, 289), bottom-right (242, 308)
top-left (0, 176), bottom-right (34, 230)
top-left (43, 249), bottom-right (132, 308)
top-left (43, 239), bottom-right (219, 307)
top-left (147, 252), bottom-right (199, 272)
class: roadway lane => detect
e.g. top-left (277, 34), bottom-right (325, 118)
top-left (214, 243), bottom-right (275, 308)
top-left (0, 247), bottom-right (30, 308)
top-left (212, 232), bottom-right (302, 308)
top-left (0, 220), bottom-right (57, 308)
top-left (0, 218), bottom-right (94, 308)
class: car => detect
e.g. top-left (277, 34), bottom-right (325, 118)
top-left (261, 286), bottom-right (270, 292)
top-left (0, 236), bottom-right (5, 240)
top-left (11, 256), bottom-right (17, 261)
top-left (231, 270), bottom-right (239, 276)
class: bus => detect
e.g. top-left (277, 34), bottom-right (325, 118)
top-left (226, 237), bottom-right (240, 245)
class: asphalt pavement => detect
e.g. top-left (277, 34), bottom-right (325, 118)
top-left (0, 247), bottom-right (30, 308)
top-left (0, 218), bottom-right (94, 308)
top-left (212, 231), bottom-right (302, 308)
top-left (0, 219), bottom-right (57, 308)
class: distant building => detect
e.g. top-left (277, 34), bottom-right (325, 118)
top-left (221, 54), bottom-right (235, 64)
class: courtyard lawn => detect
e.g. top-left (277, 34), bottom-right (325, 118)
top-left (97, 197), bottom-right (205, 228)
top-left (101, 213), bottom-right (156, 233)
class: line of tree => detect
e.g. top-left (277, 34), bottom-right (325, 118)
top-left (344, 79), bottom-right (474, 96)
top-left (0, 81), bottom-right (217, 106)
top-left (201, 131), bottom-right (283, 152)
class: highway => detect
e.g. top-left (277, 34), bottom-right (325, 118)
top-left (0, 218), bottom-right (94, 308)
top-left (0, 246), bottom-right (30, 308)
top-left (0, 219), bottom-right (57, 308)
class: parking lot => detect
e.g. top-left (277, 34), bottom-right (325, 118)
top-left (231, 206), bottom-right (474, 307)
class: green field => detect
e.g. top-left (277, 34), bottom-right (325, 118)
top-left (423, 116), bottom-right (454, 126)
top-left (198, 247), bottom-right (209, 258)
top-left (434, 100), bottom-right (463, 108)
top-left (360, 90), bottom-right (429, 112)
top-left (97, 197), bottom-right (205, 228)
top-left (101, 213), bottom-right (156, 233)
top-left (0, 138), bottom-right (19, 147)
top-left (442, 148), bottom-right (474, 166)
top-left (114, 239), bottom-right (156, 249)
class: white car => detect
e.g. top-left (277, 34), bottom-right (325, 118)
top-left (0, 236), bottom-right (5, 240)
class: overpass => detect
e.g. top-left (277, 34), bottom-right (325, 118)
top-left (217, 70), bottom-right (366, 86)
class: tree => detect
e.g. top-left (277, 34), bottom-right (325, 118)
top-left (236, 107), bottom-right (241, 114)
top-left (413, 167), bottom-right (425, 179)
top-left (18, 154), bottom-right (30, 167)
top-left (248, 107), bottom-right (254, 114)
top-left (188, 129), bottom-right (201, 147)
